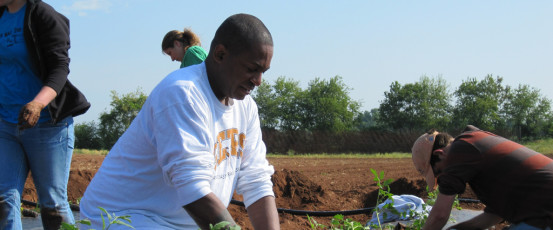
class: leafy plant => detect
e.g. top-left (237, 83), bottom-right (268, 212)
top-left (60, 219), bottom-right (91, 230)
top-left (98, 207), bottom-right (134, 230)
top-left (308, 214), bottom-right (370, 230)
top-left (369, 168), bottom-right (396, 229)
top-left (329, 214), bottom-right (370, 230)
top-left (59, 206), bottom-right (134, 230)
top-left (208, 221), bottom-right (241, 230)
top-left (307, 215), bottom-right (327, 229)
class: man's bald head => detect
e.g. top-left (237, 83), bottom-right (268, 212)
top-left (210, 13), bottom-right (273, 55)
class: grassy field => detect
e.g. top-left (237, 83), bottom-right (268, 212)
top-left (521, 138), bottom-right (553, 154)
top-left (74, 148), bottom-right (109, 155)
top-left (74, 138), bottom-right (553, 156)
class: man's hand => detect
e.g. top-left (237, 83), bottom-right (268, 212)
top-left (18, 101), bottom-right (46, 130)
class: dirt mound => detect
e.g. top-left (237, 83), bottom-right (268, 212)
top-left (272, 169), bottom-right (326, 208)
top-left (67, 170), bottom-right (96, 203)
top-left (389, 178), bottom-right (427, 197)
top-left (22, 170), bottom-right (97, 205)
top-left (363, 177), bottom-right (427, 208)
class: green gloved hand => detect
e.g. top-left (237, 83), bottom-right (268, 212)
top-left (18, 101), bottom-right (46, 130)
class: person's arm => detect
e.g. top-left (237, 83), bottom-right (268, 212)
top-left (246, 195), bottom-right (279, 230)
top-left (446, 212), bottom-right (502, 230)
top-left (184, 193), bottom-right (237, 230)
top-left (151, 82), bottom-right (229, 228)
top-left (235, 99), bottom-right (280, 229)
top-left (423, 192), bottom-right (456, 230)
top-left (18, 86), bottom-right (57, 129)
top-left (29, 2), bottom-right (71, 94)
top-left (32, 86), bottom-right (57, 106)
top-left (18, 3), bottom-right (70, 129)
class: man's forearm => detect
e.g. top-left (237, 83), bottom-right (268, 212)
top-left (446, 212), bottom-right (502, 230)
top-left (424, 211), bottom-right (450, 230)
top-left (184, 193), bottom-right (236, 229)
top-left (246, 195), bottom-right (279, 230)
top-left (423, 193), bottom-right (456, 230)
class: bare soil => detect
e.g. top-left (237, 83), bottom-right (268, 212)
top-left (23, 154), bottom-right (505, 229)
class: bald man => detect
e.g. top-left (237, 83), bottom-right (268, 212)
top-left (80, 14), bottom-right (279, 230)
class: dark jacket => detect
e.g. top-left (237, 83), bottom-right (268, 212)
top-left (0, 0), bottom-right (90, 123)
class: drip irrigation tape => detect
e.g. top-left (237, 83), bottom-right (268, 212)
top-left (231, 198), bottom-right (482, 217)
top-left (230, 199), bottom-right (374, 216)
top-left (18, 197), bottom-right (481, 217)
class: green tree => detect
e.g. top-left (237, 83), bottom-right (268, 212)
top-left (75, 121), bottom-right (103, 149)
top-left (503, 84), bottom-right (553, 139)
top-left (378, 76), bottom-right (452, 131)
top-left (98, 89), bottom-right (148, 149)
top-left (253, 81), bottom-right (279, 129)
top-left (355, 108), bottom-right (382, 131)
top-left (452, 75), bottom-right (509, 132)
top-left (253, 76), bottom-right (361, 132)
top-left (273, 77), bottom-right (307, 131)
top-left (253, 77), bottom-right (304, 130)
top-left (301, 76), bottom-right (361, 132)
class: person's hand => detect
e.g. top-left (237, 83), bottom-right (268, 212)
top-left (18, 101), bottom-right (46, 130)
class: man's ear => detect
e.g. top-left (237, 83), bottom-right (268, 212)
top-left (213, 44), bottom-right (226, 62)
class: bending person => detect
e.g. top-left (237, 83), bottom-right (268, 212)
top-left (81, 14), bottom-right (279, 230)
top-left (412, 125), bottom-right (553, 230)
top-left (162, 28), bottom-right (207, 68)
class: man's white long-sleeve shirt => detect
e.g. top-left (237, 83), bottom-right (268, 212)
top-left (80, 63), bottom-right (275, 229)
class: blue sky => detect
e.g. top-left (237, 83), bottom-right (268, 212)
top-left (47, 1), bottom-right (553, 124)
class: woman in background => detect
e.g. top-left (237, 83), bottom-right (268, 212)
top-left (161, 28), bottom-right (207, 68)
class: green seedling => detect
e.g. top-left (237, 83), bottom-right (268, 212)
top-left (208, 221), bottom-right (241, 230)
top-left (98, 207), bottom-right (134, 230)
top-left (59, 206), bottom-right (133, 230)
top-left (307, 214), bottom-right (327, 229)
top-left (329, 214), bottom-right (370, 230)
top-left (308, 214), bottom-right (370, 230)
top-left (369, 168), bottom-right (396, 230)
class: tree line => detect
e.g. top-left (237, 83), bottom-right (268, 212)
top-left (75, 75), bottom-right (553, 150)
top-left (374, 75), bottom-right (552, 139)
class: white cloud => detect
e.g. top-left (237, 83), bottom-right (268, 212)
top-left (62, 0), bottom-right (113, 15)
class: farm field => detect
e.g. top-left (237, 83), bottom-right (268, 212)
top-left (23, 154), bottom-right (505, 229)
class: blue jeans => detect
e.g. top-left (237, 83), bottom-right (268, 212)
top-left (0, 116), bottom-right (75, 230)
top-left (507, 222), bottom-right (552, 230)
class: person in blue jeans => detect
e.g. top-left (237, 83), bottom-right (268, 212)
top-left (0, 0), bottom-right (90, 229)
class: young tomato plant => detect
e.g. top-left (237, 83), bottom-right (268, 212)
top-left (59, 206), bottom-right (134, 230)
top-left (369, 168), bottom-right (397, 229)
top-left (308, 214), bottom-right (370, 230)
top-left (307, 215), bottom-right (327, 229)
top-left (209, 221), bottom-right (241, 230)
